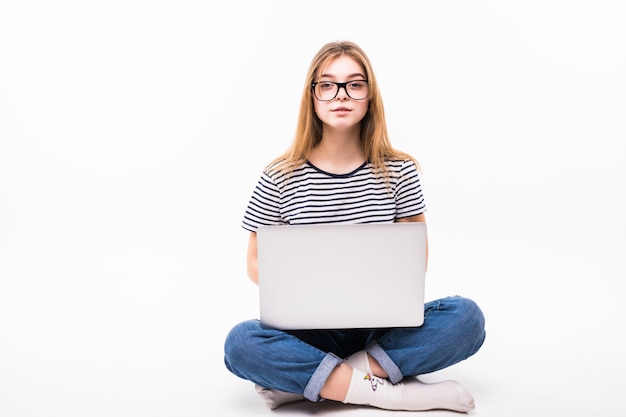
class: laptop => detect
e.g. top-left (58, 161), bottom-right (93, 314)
top-left (256, 222), bottom-right (427, 330)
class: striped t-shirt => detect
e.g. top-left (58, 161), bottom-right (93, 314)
top-left (241, 159), bottom-right (426, 232)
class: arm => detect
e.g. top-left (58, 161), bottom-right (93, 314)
top-left (246, 231), bottom-right (259, 285)
top-left (396, 213), bottom-right (429, 271)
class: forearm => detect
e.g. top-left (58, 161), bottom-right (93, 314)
top-left (246, 232), bottom-right (259, 285)
top-left (247, 258), bottom-right (259, 285)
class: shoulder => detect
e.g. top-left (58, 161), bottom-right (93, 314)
top-left (383, 158), bottom-right (420, 174)
top-left (262, 158), bottom-right (309, 186)
top-left (263, 159), bottom-right (286, 178)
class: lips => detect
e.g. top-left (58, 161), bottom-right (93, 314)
top-left (332, 107), bottom-right (351, 112)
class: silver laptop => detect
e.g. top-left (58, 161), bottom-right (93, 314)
top-left (256, 222), bottom-right (427, 330)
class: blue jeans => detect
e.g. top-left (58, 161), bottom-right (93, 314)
top-left (224, 296), bottom-right (486, 402)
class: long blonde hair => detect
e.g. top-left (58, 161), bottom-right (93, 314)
top-left (270, 40), bottom-right (418, 179)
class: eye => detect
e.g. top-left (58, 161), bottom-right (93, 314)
top-left (348, 81), bottom-right (366, 89)
top-left (318, 82), bottom-right (335, 90)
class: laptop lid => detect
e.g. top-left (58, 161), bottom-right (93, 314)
top-left (256, 222), bottom-right (427, 330)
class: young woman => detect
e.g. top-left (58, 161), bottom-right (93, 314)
top-left (224, 40), bottom-right (486, 412)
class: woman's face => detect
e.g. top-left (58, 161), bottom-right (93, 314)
top-left (313, 55), bottom-right (369, 132)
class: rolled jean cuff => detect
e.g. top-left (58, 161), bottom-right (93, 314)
top-left (367, 342), bottom-right (403, 384)
top-left (303, 352), bottom-right (343, 402)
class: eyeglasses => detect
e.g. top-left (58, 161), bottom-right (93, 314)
top-left (311, 80), bottom-right (369, 101)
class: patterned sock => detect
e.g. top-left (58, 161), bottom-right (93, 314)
top-left (343, 369), bottom-right (476, 412)
top-left (254, 384), bottom-right (305, 409)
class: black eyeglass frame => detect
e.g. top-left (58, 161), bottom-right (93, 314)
top-left (311, 80), bottom-right (369, 101)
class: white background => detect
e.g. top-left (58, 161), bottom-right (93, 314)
top-left (1, 1), bottom-right (625, 416)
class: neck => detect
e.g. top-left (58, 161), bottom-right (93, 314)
top-left (308, 129), bottom-right (366, 174)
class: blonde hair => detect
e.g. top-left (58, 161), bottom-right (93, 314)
top-left (270, 40), bottom-right (418, 180)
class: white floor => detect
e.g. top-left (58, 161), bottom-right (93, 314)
top-left (1, 231), bottom-right (623, 417)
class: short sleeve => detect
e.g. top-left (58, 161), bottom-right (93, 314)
top-left (241, 171), bottom-right (285, 232)
top-left (395, 160), bottom-right (427, 219)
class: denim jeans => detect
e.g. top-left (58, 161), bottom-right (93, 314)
top-left (224, 295), bottom-right (486, 402)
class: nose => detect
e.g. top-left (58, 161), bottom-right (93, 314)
top-left (336, 85), bottom-right (350, 100)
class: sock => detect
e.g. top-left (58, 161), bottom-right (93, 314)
top-left (343, 350), bottom-right (373, 375)
top-left (343, 369), bottom-right (475, 412)
top-left (254, 384), bottom-right (305, 409)
top-left (254, 350), bottom-right (373, 409)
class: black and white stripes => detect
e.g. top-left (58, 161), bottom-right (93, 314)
top-left (242, 159), bottom-right (426, 231)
